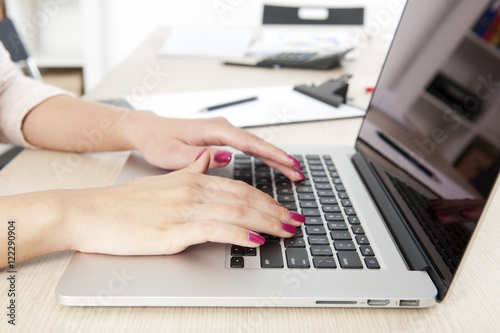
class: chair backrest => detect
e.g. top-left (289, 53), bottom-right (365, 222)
top-left (262, 5), bottom-right (364, 25)
top-left (0, 18), bottom-right (42, 80)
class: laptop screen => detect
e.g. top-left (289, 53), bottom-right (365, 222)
top-left (356, 0), bottom-right (499, 300)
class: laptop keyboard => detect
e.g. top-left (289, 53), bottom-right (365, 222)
top-left (229, 154), bottom-right (380, 270)
top-left (389, 176), bottom-right (469, 274)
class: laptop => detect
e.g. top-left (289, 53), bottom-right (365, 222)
top-left (56, 0), bottom-right (499, 307)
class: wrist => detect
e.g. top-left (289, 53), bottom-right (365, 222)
top-left (118, 110), bottom-right (157, 152)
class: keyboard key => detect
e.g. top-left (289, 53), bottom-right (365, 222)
top-left (332, 178), bottom-right (343, 185)
top-left (286, 248), bottom-right (310, 268)
top-left (300, 201), bottom-right (318, 209)
top-left (338, 192), bottom-right (350, 199)
top-left (315, 183), bottom-right (332, 190)
top-left (320, 197), bottom-right (337, 204)
top-left (341, 199), bottom-right (352, 207)
top-left (355, 235), bottom-right (370, 245)
top-left (313, 177), bottom-right (329, 183)
top-left (331, 231), bottom-right (352, 240)
top-left (284, 237), bottom-right (306, 248)
top-left (306, 225), bottom-right (326, 235)
top-left (310, 245), bottom-right (333, 256)
top-left (302, 209), bottom-right (321, 216)
top-left (305, 217), bottom-right (323, 225)
top-left (344, 207), bottom-right (357, 215)
top-left (297, 186), bottom-right (314, 193)
top-left (333, 240), bottom-right (356, 251)
top-left (309, 165), bottom-right (325, 171)
top-left (244, 247), bottom-right (257, 256)
top-left (278, 195), bottom-right (295, 202)
top-left (364, 257), bottom-right (380, 269)
top-left (327, 221), bottom-right (348, 230)
top-left (281, 202), bottom-right (297, 210)
top-left (277, 187), bottom-right (293, 195)
top-left (230, 256), bottom-right (244, 268)
top-left (322, 205), bottom-right (341, 212)
top-left (231, 245), bottom-right (245, 256)
top-left (325, 213), bottom-right (344, 221)
top-left (335, 185), bottom-right (346, 191)
top-left (313, 257), bottom-right (337, 268)
top-left (360, 245), bottom-right (375, 256)
top-left (311, 171), bottom-right (327, 177)
top-left (308, 235), bottom-right (330, 245)
top-left (348, 216), bottom-right (360, 225)
top-left (338, 252), bottom-right (363, 269)
top-left (298, 193), bottom-right (316, 201)
top-left (307, 159), bottom-right (322, 165)
top-left (352, 226), bottom-right (365, 234)
top-left (260, 243), bottom-right (284, 268)
top-left (318, 190), bottom-right (335, 197)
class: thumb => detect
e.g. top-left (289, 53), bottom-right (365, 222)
top-left (183, 148), bottom-right (210, 174)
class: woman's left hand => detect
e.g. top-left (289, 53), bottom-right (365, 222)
top-left (124, 112), bottom-right (304, 181)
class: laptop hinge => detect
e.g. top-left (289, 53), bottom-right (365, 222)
top-left (352, 152), bottom-right (429, 271)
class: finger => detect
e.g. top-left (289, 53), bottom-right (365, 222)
top-left (183, 148), bottom-right (210, 174)
top-left (195, 173), bottom-right (280, 206)
top-left (163, 221), bottom-right (267, 254)
top-left (187, 202), bottom-right (298, 238)
top-left (201, 118), bottom-right (299, 170)
top-left (190, 189), bottom-right (304, 227)
top-left (255, 155), bottom-right (305, 181)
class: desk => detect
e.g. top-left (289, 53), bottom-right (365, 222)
top-left (1, 27), bottom-right (499, 332)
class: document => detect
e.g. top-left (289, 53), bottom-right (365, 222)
top-left (131, 85), bottom-right (365, 128)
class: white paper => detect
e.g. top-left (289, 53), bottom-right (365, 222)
top-left (158, 26), bottom-right (253, 58)
top-left (131, 86), bottom-right (365, 128)
top-left (247, 30), bottom-right (356, 57)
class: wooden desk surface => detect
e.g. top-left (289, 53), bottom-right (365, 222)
top-left (1, 27), bottom-right (499, 332)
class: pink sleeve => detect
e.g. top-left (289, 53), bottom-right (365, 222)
top-left (0, 42), bottom-right (73, 147)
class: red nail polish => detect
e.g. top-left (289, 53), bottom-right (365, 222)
top-left (288, 155), bottom-right (303, 170)
top-left (295, 170), bottom-right (305, 180)
top-left (195, 148), bottom-right (208, 161)
top-left (248, 233), bottom-right (265, 245)
top-left (281, 222), bottom-right (297, 234)
top-left (289, 211), bottom-right (305, 223)
top-left (214, 151), bottom-right (232, 163)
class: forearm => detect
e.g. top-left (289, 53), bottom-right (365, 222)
top-left (22, 95), bottom-right (144, 152)
top-left (0, 191), bottom-right (72, 267)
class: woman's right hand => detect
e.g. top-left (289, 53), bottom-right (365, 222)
top-left (65, 149), bottom-right (304, 256)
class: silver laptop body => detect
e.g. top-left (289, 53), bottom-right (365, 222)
top-left (56, 0), bottom-right (499, 307)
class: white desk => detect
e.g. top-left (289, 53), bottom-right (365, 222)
top-left (1, 27), bottom-right (499, 332)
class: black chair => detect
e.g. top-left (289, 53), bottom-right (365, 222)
top-left (0, 18), bottom-right (42, 80)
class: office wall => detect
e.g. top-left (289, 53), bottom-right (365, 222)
top-left (83, 0), bottom-right (404, 91)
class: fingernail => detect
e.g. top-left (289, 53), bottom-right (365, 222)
top-left (281, 222), bottom-right (297, 234)
top-left (195, 148), bottom-right (208, 161)
top-left (295, 170), bottom-right (306, 180)
top-left (248, 233), bottom-right (266, 245)
top-left (461, 208), bottom-right (475, 216)
top-left (289, 211), bottom-right (305, 223)
top-left (288, 155), bottom-right (303, 170)
top-left (214, 151), bottom-right (232, 163)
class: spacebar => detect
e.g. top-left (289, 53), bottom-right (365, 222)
top-left (260, 242), bottom-right (284, 268)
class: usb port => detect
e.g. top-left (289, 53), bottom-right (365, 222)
top-left (367, 299), bottom-right (390, 306)
top-left (399, 300), bottom-right (420, 307)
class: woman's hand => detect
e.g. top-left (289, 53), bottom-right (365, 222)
top-left (122, 112), bottom-right (304, 181)
top-left (65, 150), bottom-right (305, 256)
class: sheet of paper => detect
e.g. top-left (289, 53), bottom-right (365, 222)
top-left (131, 86), bottom-right (365, 128)
top-left (247, 30), bottom-right (356, 57)
top-left (158, 26), bottom-right (253, 58)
